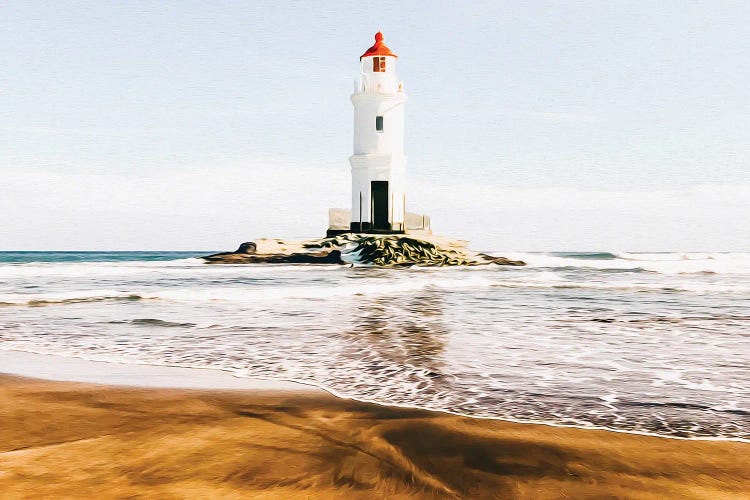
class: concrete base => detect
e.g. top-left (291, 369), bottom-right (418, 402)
top-left (327, 209), bottom-right (431, 238)
top-left (325, 231), bottom-right (407, 237)
top-left (327, 224), bottom-right (407, 238)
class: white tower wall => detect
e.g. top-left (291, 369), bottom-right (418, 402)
top-left (349, 49), bottom-right (408, 232)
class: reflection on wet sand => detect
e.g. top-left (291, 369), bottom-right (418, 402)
top-left (339, 291), bottom-right (454, 395)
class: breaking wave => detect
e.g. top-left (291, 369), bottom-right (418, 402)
top-left (1, 266), bottom-right (748, 308)
top-left (496, 251), bottom-right (750, 275)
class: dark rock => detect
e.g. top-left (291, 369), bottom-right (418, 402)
top-left (235, 242), bottom-right (257, 254)
top-left (477, 254), bottom-right (526, 266)
top-left (203, 249), bottom-right (344, 265)
top-left (287, 249), bottom-right (343, 264)
top-left (202, 242), bottom-right (257, 261)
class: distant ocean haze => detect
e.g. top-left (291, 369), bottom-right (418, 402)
top-left (0, 251), bottom-right (749, 440)
top-left (2, 165), bottom-right (749, 250)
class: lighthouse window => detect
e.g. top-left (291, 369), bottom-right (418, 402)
top-left (373, 56), bottom-right (386, 72)
top-left (375, 116), bottom-right (383, 132)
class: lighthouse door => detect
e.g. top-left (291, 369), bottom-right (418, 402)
top-left (371, 181), bottom-right (390, 231)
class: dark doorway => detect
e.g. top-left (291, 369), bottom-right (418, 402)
top-left (371, 181), bottom-right (390, 230)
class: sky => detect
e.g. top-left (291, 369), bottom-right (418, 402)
top-left (2, 1), bottom-right (749, 251)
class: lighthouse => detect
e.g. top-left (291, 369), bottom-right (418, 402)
top-left (350, 31), bottom-right (407, 233)
top-left (327, 32), bottom-right (429, 236)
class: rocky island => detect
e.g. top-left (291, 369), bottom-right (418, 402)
top-left (203, 35), bottom-right (528, 269)
top-left (202, 234), bottom-right (525, 267)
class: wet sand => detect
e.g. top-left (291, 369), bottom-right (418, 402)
top-left (1, 374), bottom-right (749, 499)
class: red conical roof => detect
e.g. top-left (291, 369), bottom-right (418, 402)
top-left (360, 32), bottom-right (397, 60)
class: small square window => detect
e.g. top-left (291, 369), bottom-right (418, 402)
top-left (373, 56), bottom-right (386, 72)
top-left (375, 116), bottom-right (383, 132)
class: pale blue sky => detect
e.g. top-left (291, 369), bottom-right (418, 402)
top-left (2, 1), bottom-right (749, 250)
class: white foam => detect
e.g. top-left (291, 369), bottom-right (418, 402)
top-left (2, 254), bottom-right (748, 441)
top-left (0, 259), bottom-right (204, 278)
top-left (0, 289), bottom-right (144, 305)
top-left (497, 252), bottom-right (750, 275)
top-left (0, 349), bottom-right (311, 390)
top-left (484, 272), bottom-right (750, 294)
top-left (0, 268), bottom-right (504, 306)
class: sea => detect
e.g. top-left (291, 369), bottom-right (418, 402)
top-left (1, 250), bottom-right (748, 440)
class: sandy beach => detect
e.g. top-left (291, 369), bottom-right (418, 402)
top-left (5, 1), bottom-right (750, 497)
top-left (1, 354), bottom-right (749, 499)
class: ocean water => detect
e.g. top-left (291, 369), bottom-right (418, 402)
top-left (1, 250), bottom-right (748, 440)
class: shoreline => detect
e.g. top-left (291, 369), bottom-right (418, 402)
top-left (0, 349), bottom-right (313, 392)
top-left (1, 349), bottom-right (745, 445)
top-left (1, 370), bottom-right (749, 497)
top-left (2, 349), bottom-right (747, 444)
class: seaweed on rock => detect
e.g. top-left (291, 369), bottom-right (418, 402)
top-left (346, 236), bottom-right (471, 266)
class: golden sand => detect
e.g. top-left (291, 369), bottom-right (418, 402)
top-left (1, 374), bottom-right (748, 499)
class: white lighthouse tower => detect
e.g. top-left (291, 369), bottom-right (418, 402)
top-left (327, 32), bottom-right (429, 236)
top-left (348, 32), bottom-right (407, 233)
